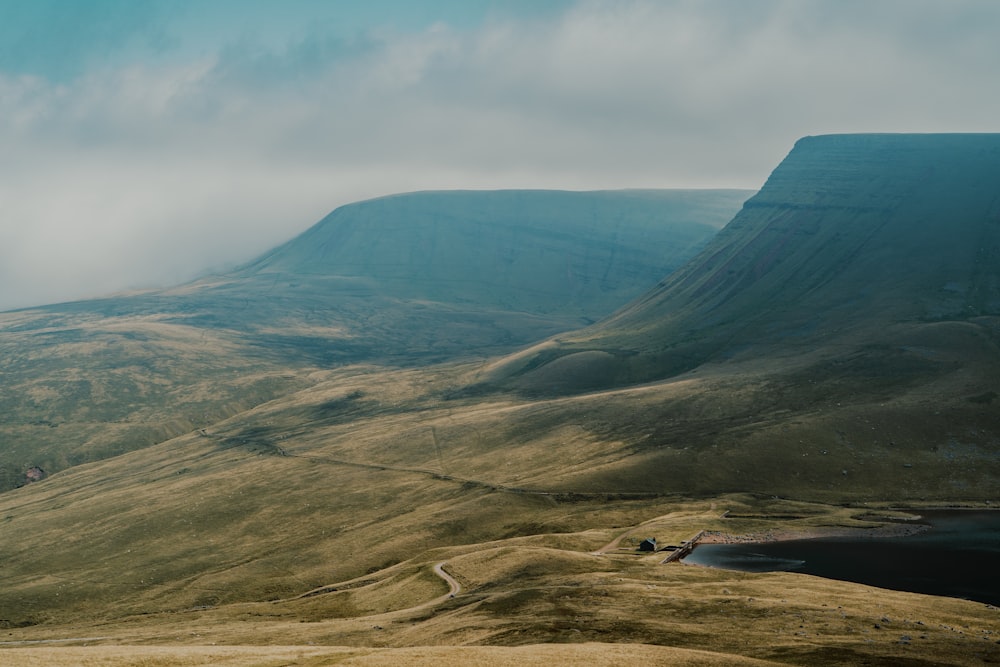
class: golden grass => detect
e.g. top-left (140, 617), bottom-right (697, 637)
top-left (3, 495), bottom-right (997, 665)
top-left (2, 317), bottom-right (997, 665)
top-left (0, 643), bottom-right (787, 666)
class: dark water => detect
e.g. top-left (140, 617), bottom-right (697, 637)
top-left (683, 511), bottom-right (1000, 605)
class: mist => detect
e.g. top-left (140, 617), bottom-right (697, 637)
top-left (2, 0), bottom-right (999, 310)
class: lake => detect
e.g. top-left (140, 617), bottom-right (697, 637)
top-left (682, 510), bottom-right (1000, 605)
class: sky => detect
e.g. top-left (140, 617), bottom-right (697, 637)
top-left (2, 0), bottom-right (999, 311)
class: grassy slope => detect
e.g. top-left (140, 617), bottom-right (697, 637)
top-left (245, 189), bottom-right (746, 318)
top-left (0, 189), bottom-right (749, 492)
top-left (488, 135), bottom-right (1000, 393)
top-left (0, 309), bottom-right (315, 490)
top-left (2, 149), bottom-right (999, 664)
top-left (1, 362), bottom-right (997, 665)
top-left (1, 644), bottom-right (787, 667)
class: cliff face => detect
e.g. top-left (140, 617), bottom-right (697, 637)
top-left (494, 134), bottom-right (1000, 393)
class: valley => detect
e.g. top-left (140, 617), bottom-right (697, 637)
top-left (1, 139), bottom-right (999, 665)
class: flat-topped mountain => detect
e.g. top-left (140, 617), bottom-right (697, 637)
top-left (0, 189), bottom-right (748, 490)
top-left (241, 189), bottom-right (744, 319)
top-left (1, 141), bottom-right (997, 665)
top-left (128, 189), bottom-right (749, 364)
top-left (488, 134), bottom-right (1000, 393)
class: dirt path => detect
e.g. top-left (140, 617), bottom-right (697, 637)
top-left (278, 559), bottom-right (460, 618)
top-left (592, 512), bottom-right (682, 554)
top-left (433, 562), bottom-right (460, 597)
top-left (201, 426), bottom-right (660, 501)
top-left (292, 449), bottom-right (659, 500)
top-left (9, 562), bottom-right (463, 648)
top-left (593, 510), bottom-right (731, 556)
top-left (332, 560), bottom-right (461, 621)
top-left (0, 637), bottom-right (112, 647)
top-left (593, 529), bottom-right (634, 554)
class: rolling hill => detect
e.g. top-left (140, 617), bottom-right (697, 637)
top-left (0, 189), bottom-right (747, 491)
top-left (1, 140), bottom-right (998, 665)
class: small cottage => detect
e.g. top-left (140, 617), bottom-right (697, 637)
top-left (638, 537), bottom-right (657, 552)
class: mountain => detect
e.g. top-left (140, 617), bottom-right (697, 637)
top-left (243, 189), bottom-right (742, 319)
top-left (170, 189), bottom-right (747, 363)
top-left (0, 141), bottom-right (997, 665)
top-left (458, 134), bottom-right (1000, 503)
top-left (483, 134), bottom-right (1000, 394)
top-left (0, 189), bottom-right (748, 491)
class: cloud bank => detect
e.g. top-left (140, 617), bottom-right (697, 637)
top-left (2, 0), bottom-right (999, 310)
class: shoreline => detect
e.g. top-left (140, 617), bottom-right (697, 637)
top-left (684, 507), bottom-right (1000, 550)
top-left (697, 521), bottom-right (929, 545)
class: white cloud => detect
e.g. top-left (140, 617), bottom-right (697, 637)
top-left (2, 0), bottom-right (999, 310)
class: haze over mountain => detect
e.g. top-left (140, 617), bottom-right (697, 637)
top-left (6, 2), bottom-right (1000, 316)
top-left (1, 136), bottom-right (998, 666)
top-left (240, 190), bottom-right (734, 319)
top-left (0, 188), bottom-right (747, 491)
top-left (193, 188), bottom-right (745, 355)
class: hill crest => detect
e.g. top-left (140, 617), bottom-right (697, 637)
top-left (484, 134), bottom-right (1000, 393)
top-left (234, 188), bottom-right (748, 318)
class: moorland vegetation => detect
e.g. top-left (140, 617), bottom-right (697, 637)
top-left (1, 140), bottom-right (998, 665)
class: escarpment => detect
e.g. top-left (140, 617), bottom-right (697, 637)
top-left (487, 134), bottom-right (1000, 394)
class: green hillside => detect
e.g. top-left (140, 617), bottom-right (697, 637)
top-left (0, 189), bottom-right (747, 491)
top-left (488, 135), bottom-right (1000, 393)
top-left (246, 189), bottom-right (741, 318)
top-left (1, 144), bottom-right (998, 666)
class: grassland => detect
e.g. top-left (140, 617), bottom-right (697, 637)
top-left (3, 495), bottom-right (997, 665)
top-left (1, 163), bottom-right (998, 665)
top-left (0, 189), bottom-right (748, 494)
top-left (1, 357), bottom-right (997, 665)
top-left (0, 644), bottom-right (792, 666)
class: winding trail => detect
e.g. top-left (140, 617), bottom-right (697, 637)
top-left (0, 637), bottom-right (112, 647)
top-left (593, 510), bottom-right (728, 556)
top-left (199, 427), bottom-right (661, 500)
top-left (434, 561), bottom-right (462, 602)
top-left (334, 560), bottom-right (461, 620)
top-left (593, 528), bottom-right (636, 555)
top-left (592, 512), bottom-right (681, 554)
top-left (7, 561), bottom-right (463, 647)
top-left (275, 559), bottom-right (461, 620)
